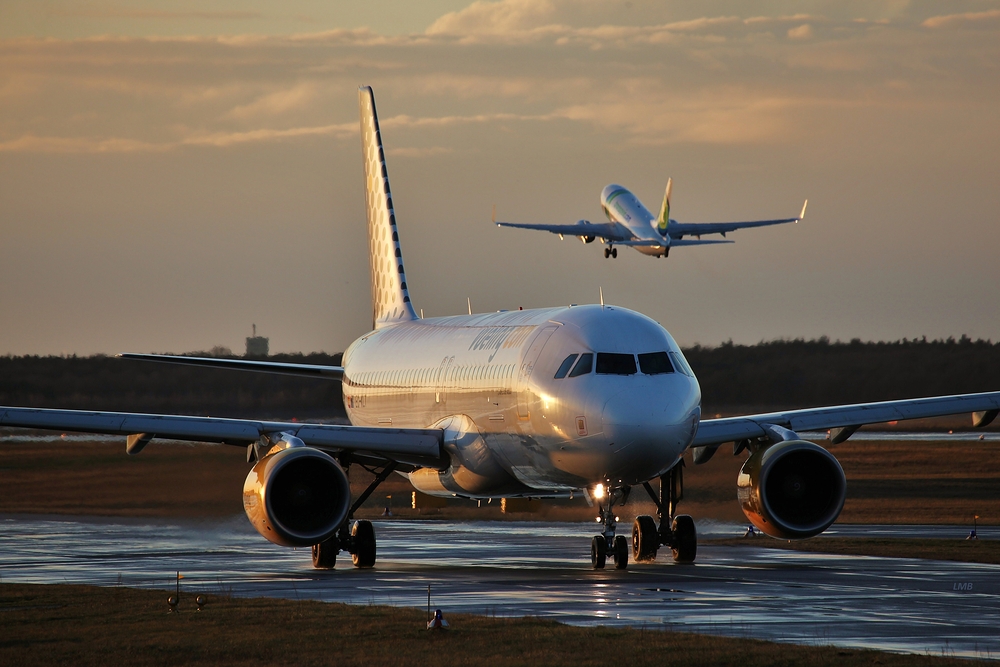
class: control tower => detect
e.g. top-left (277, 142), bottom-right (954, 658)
top-left (245, 324), bottom-right (269, 357)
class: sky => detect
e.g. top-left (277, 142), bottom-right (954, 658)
top-left (1, 0), bottom-right (999, 356)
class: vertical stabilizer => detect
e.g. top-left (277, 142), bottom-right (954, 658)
top-left (359, 86), bottom-right (417, 329)
top-left (657, 178), bottom-right (672, 234)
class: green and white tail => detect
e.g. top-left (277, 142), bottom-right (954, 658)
top-left (656, 178), bottom-right (672, 234)
top-left (359, 86), bottom-right (417, 330)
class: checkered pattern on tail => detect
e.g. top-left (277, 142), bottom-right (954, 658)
top-left (359, 86), bottom-right (417, 329)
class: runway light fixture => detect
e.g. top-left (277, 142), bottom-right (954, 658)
top-left (593, 483), bottom-right (606, 500)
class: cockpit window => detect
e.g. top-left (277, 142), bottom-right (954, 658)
top-left (670, 350), bottom-right (695, 377)
top-left (596, 353), bottom-right (637, 375)
top-left (554, 354), bottom-right (578, 379)
top-left (638, 352), bottom-right (674, 375)
top-left (568, 353), bottom-right (593, 377)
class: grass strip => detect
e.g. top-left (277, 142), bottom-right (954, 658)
top-left (707, 537), bottom-right (1000, 564)
top-left (0, 583), bottom-right (977, 666)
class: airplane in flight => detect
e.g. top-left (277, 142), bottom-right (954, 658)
top-left (3, 87), bottom-right (999, 571)
top-left (494, 180), bottom-right (807, 258)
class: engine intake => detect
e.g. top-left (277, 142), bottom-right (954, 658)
top-left (243, 446), bottom-right (351, 547)
top-left (737, 440), bottom-right (846, 539)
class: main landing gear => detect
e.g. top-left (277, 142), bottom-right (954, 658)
top-left (603, 245), bottom-right (618, 259)
top-left (312, 462), bottom-right (395, 570)
top-left (632, 461), bottom-right (697, 564)
top-left (591, 484), bottom-right (631, 570)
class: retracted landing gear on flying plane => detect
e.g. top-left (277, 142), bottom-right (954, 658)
top-left (591, 483), bottom-right (630, 570)
top-left (633, 461), bottom-right (697, 563)
top-left (311, 462), bottom-right (395, 569)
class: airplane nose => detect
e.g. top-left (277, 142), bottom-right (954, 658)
top-left (602, 390), bottom-right (671, 452)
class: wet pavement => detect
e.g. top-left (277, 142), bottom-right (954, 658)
top-left (1, 516), bottom-right (999, 659)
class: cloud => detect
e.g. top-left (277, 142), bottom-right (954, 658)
top-left (922, 9), bottom-right (1000, 29)
top-left (787, 24), bottom-right (814, 40)
top-left (0, 123), bottom-right (357, 153)
top-left (226, 83), bottom-right (320, 120)
top-left (388, 146), bottom-right (453, 158)
top-left (48, 8), bottom-right (262, 21)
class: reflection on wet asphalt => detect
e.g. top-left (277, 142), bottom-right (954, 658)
top-left (2, 516), bottom-right (999, 660)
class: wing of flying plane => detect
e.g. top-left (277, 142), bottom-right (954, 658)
top-left (668, 200), bottom-right (807, 240)
top-left (494, 219), bottom-right (634, 243)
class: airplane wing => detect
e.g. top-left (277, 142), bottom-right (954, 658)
top-left (495, 219), bottom-right (634, 242)
top-left (118, 353), bottom-right (344, 380)
top-left (691, 390), bottom-right (1000, 449)
top-left (667, 239), bottom-right (734, 247)
top-left (0, 406), bottom-right (443, 469)
top-left (668, 200), bottom-right (807, 239)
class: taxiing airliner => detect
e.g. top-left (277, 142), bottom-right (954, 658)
top-left (495, 179), bottom-right (806, 258)
top-left (3, 87), bottom-right (998, 571)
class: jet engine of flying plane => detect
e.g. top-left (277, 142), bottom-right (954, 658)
top-left (3, 87), bottom-right (999, 572)
top-left (494, 179), bottom-right (807, 259)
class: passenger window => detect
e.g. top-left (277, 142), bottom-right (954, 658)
top-left (568, 353), bottom-right (593, 378)
top-left (596, 353), bottom-right (637, 375)
top-left (554, 354), bottom-right (578, 379)
top-left (638, 352), bottom-right (674, 375)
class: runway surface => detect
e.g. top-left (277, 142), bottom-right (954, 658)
top-left (2, 515), bottom-right (999, 660)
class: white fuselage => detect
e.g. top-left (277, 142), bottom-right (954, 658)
top-left (600, 184), bottom-right (669, 256)
top-left (341, 305), bottom-right (701, 498)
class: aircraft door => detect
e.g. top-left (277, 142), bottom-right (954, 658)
top-left (516, 326), bottom-right (558, 420)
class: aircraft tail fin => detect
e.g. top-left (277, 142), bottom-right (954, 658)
top-left (657, 178), bottom-right (672, 233)
top-left (359, 86), bottom-right (417, 329)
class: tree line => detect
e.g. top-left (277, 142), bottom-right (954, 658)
top-left (1, 337), bottom-right (999, 419)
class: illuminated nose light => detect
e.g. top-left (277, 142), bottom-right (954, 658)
top-left (593, 483), bottom-right (605, 499)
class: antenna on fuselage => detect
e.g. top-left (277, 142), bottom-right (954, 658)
top-left (599, 286), bottom-right (604, 308)
top-left (467, 297), bottom-right (472, 315)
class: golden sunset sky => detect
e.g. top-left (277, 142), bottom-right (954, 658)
top-left (2, 1), bottom-right (999, 354)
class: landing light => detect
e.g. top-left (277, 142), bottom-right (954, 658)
top-left (593, 483), bottom-right (605, 500)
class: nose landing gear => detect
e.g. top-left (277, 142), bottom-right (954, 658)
top-left (591, 484), bottom-right (630, 570)
top-left (632, 461), bottom-right (697, 563)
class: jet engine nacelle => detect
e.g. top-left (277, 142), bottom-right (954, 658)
top-left (243, 444), bottom-right (351, 547)
top-left (737, 440), bottom-right (846, 539)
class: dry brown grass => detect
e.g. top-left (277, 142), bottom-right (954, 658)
top-left (0, 583), bottom-right (977, 667)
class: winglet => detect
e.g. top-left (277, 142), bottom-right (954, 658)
top-left (799, 199), bottom-right (808, 221)
top-left (657, 178), bottom-right (672, 232)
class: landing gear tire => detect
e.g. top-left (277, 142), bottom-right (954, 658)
top-left (604, 248), bottom-right (610, 258)
top-left (312, 536), bottom-right (338, 569)
top-left (671, 514), bottom-right (697, 563)
top-left (613, 535), bottom-right (629, 570)
top-left (591, 535), bottom-right (607, 569)
top-left (351, 520), bottom-right (377, 568)
top-left (632, 515), bottom-right (659, 562)
top-left (611, 248), bottom-right (617, 258)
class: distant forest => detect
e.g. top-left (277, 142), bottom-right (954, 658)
top-left (2, 338), bottom-right (999, 419)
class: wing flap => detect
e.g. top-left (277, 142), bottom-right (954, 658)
top-left (691, 390), bottom-right (1000, 448)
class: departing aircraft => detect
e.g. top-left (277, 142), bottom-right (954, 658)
top-left (3, 87), bottom-right (999, 571)
top-left (494, 179), bottom-right (807, 258)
